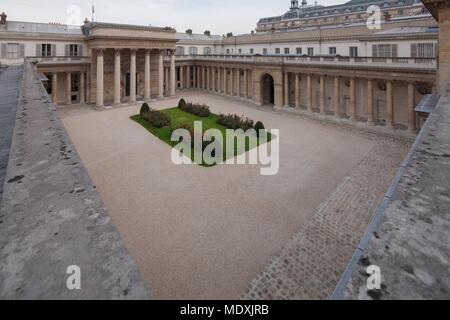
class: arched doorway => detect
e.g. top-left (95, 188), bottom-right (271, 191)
top-left (261, 73), bottom-right (275, 106)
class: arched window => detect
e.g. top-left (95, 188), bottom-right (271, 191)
top-left (176, 46), bottom-right (185, 55)
top-left (189, 46), bottom-right (198, 55)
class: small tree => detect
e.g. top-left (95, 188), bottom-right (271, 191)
top-left (140, 103), bottom-right (151, 119)
top-left (204, 30), bottom-right (211, 36)
top-left (255, 121), bottom-right (265, 137)
top-left (186, 29), bottom-right (193, 35)
top-left (226, 32), bottom-right (233, 37)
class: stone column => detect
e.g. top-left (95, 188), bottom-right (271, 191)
top-left (213, 68), bottom-right (217, 92)
top-left (165, 68), bottom-right (169, 94)
top-left (238, 69), bottom-right (242, 97)
top-left (243, 69), bottom-right (248, 98)
top-left (334, 77), bottom-right (340, 117)
top-left (170, 51), bottom-right (176, 96)
top-left (295, 73), bottom-right (300, 109)
top-left (386, 80), bottom-right (394, 129)
top-left (350, 77), bottom-right (356, 120)
top-left (202, 66), bottom-right (206, 89)
top-left (284, 72), bottom-right (289, 107)
top-left (66, 72), bottom-right (72, 105)
top-left (130, 49), bottom-right (137, 103)
top-left (158, 50), bottom-right (164, 98)
top-left (80, 72), bottom-right (85, 104)
top-left (223, 68), bottom-right (227, 94)
top-left (367, 79), bottom-right (374, 124)
top-left (408, 82), bottom-right (416, 133)
top-left (230, 69), bottom-right (234, 95)
top-left (114, 49), bottom-right (121, 105)
top-left (180, 66), bottom-right (184, 90)
top-left (144, 49), bottom-right (151, 100)
top-left (218, 68), bottom-right (222, 93)
top-left (187, 66), bottom-right (191, 89)
top-left (86, 71), bottom-right (91, 104)
top-left (206, 66), bottom-right (210, 91)
top-left (320, 75), bottom-right (325, 114)
top-left (96, 49), bottom-right (104, 107)
top-left (197, 66), bottom-right (201, 88)
top-left (52, 73), bottom-right (58, 105)
top-left (307, 74), bottom-right (312, 112)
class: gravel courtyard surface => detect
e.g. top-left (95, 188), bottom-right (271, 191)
top-left (58, 91), bottom-right (409, 299)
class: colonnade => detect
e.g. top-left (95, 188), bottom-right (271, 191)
top-left (282, 72), bottom-right (418, 133)
top-left (95, 48), bottom-right (176, 107)
top-left (175, 65), bottom-right (251, 99)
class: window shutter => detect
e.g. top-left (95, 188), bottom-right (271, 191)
top-left (1, 43), bottom-right (6, 58)
top-left (36, 44), bottom-right (41, 56)
top-left (372, 44), bottom-right (377, 57)
top-left (65, 44), bottom-right (69, 56)
top-left (410, 44), bottom-right (417, 58)
top-left (78, 45), bottom-right (83, 56)
top-left (19, 44), bottom-right (25, 58)
top-left (391, 44), bottom-right (398, 57)
top-left (51, 44), bottom-right (56, 56)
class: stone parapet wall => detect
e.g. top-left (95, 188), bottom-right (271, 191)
top-left (0, 62), bottom-right (150, 299)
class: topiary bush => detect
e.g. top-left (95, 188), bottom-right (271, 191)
top-left (140, 103), bottom-right (151, 120)
top-left (254, 121), bottom-right (265, 137)
top-left (178, 98), bottom-right (187, 109)
top-left (179, 101), bottom-right (211, 117)
top-left (217, 113), bottom-right (254, 131)
top-left (147, 109), bottom-right (171, 128)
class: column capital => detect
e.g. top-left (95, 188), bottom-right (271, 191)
top-left (130, 48), bottom-right (138, 54)
top-left (95, 48), bottom-right (105, 56)
top-left (114, 48), bottom-right (122, 56)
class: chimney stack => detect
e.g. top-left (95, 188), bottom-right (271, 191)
top-left (0, 12), bottom-right (7, 25)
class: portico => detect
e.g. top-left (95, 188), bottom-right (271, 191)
top-left (84, 22), bottom-right (177, 107)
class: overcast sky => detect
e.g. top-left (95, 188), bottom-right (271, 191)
top-left (3, 0), bottom-right (346, 35)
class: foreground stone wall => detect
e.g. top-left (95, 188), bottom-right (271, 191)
top-left (340, 86), bottom-right (450, 300)
top-left (0, 62), bottom-right (150, 299)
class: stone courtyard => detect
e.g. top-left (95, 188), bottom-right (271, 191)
top-left (57, 91), bottom-right (410, 300)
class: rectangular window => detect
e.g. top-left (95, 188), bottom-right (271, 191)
top-left (7, 43), bottom-right (20, 58)
top-left (275, 48), bottom-right (281, 54)
top-left (176, 46), bottom-right (184, 55)
top-left (203, 47), bottom-right (211, 55)
top-left (41, 44), bottom-right (52, 57)
top-left (307, 47), bottom-right (314, 56)
top-left (349, 46), bottom-right (358, 57)
top-left (284, 48), bottom-right (290, 55)
top-left (329, 47), bottom-right (337, 55)
top-left (69, 44), bottom-right (79, 56)
top-left (250, 48), bottom-right (254, 54)
top-left (238, 48), bottom-right (242, 54)
top-left (372, 44), bottom-right (397, 57)
top-left (226, 48), bottom-right (230, 54)
top-left (263, 48), bottom-right (268, 55)
top-left (411, 43), bottom-right (435, 58)
top-left (189, 46), bottom-right (198, 55)
top-left (296, 47), bottom-right (302, 55)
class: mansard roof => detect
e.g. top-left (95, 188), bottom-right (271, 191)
top-left (258, 0), bottom-right (420, 24)
top-left (4, 21), bottom-right (83, 35)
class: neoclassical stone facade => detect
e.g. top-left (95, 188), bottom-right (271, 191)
top-left (0, 8), bottom-right (438, 135)
top-left (171, 55), bottom-right (435, 134)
